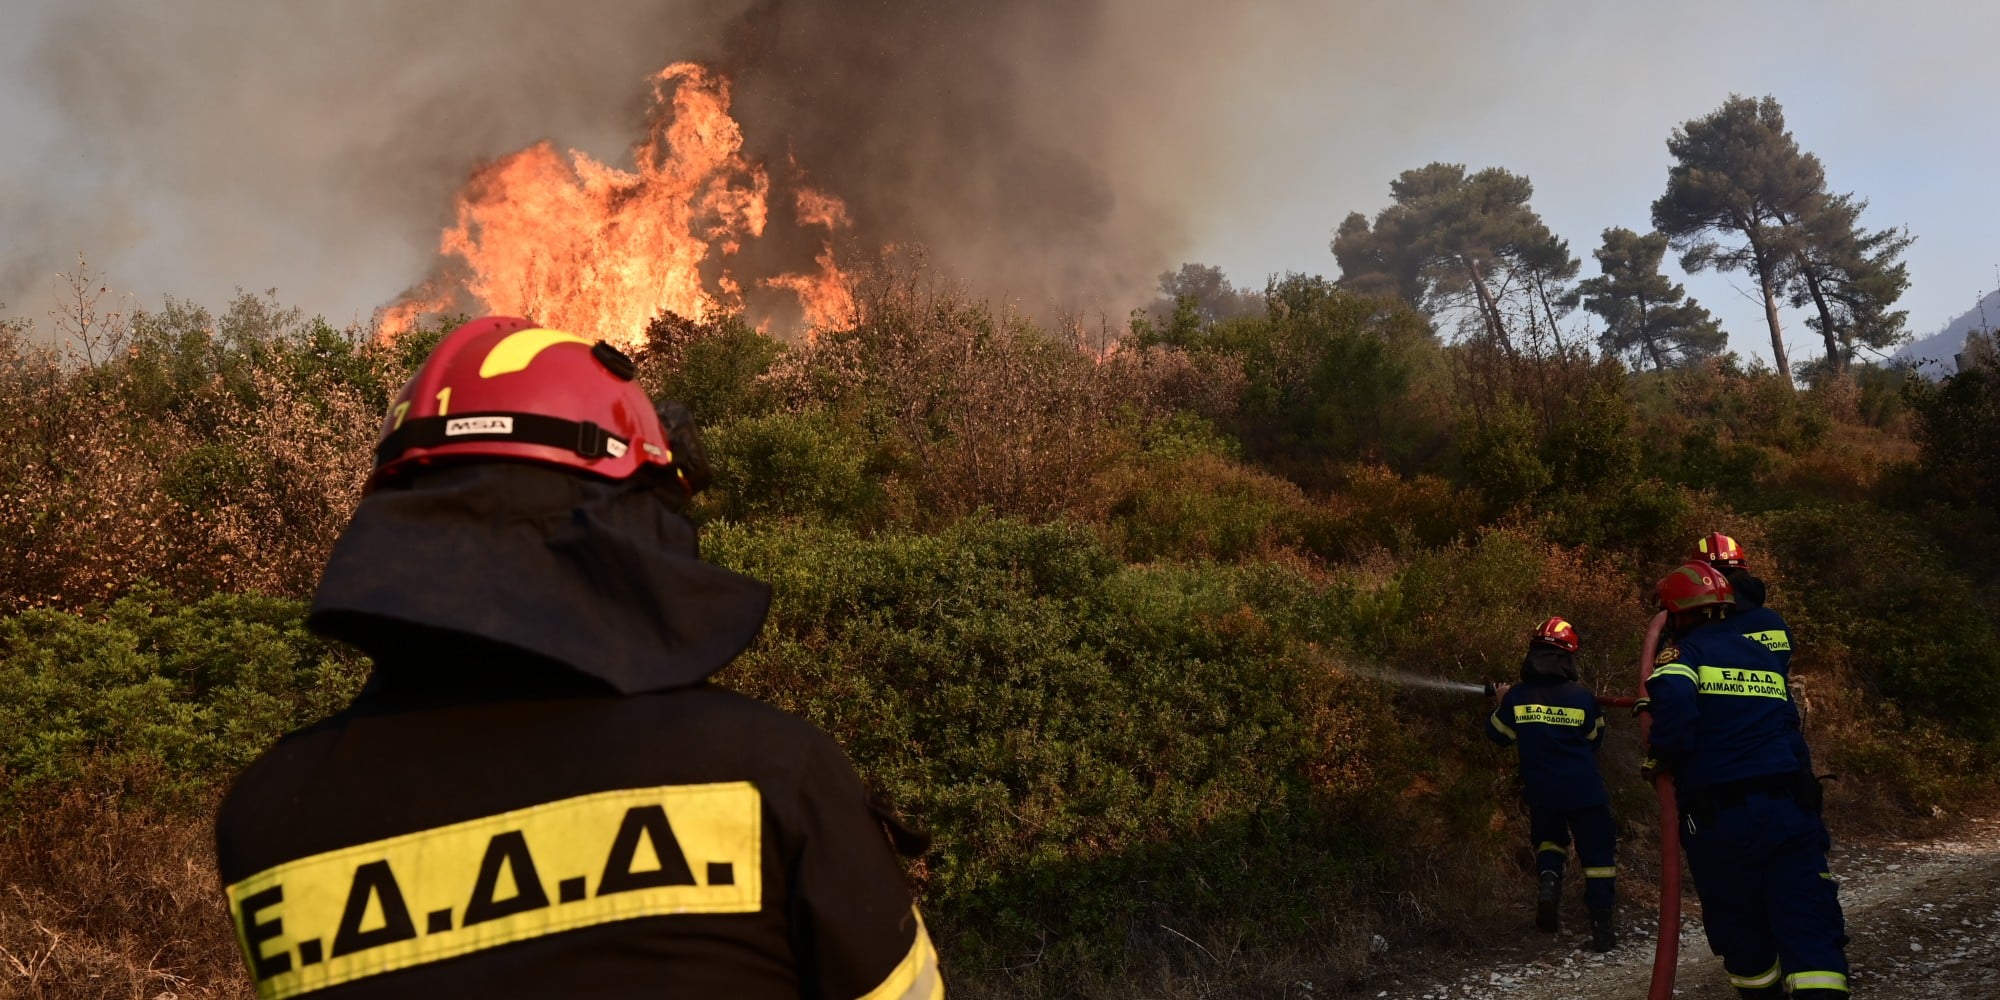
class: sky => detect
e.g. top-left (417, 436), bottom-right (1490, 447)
top-left (1, 1), bottom-right (1994, 366)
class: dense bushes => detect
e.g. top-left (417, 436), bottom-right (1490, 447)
top-left (1764, 506), bottom-right (2000, 743)
top-left (0, 588), bottom-right (367, 805)
top-left (711, 518), bottom-right (1406, 977)
top-left (3, 277), bottom-right (1998, 996)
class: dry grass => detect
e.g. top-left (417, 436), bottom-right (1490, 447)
top-left (0, 787), bottom-right (248, 1000)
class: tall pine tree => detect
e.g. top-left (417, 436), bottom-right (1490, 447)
top-left (1575, 228), bottom-right (1725, 370)
top-left (1652, 95), bottom-right (1824, 384)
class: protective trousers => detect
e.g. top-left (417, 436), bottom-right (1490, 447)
top-left (1529, 803), bottom-right (1616, 911)
top-left (1682, 790), bottom-right (1849, 996)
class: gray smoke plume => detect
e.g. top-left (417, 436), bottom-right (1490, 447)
top-left (1, 0), bottom-right (1222, 329)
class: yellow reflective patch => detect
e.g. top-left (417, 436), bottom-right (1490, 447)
top-left (858, 907), bottom-right (943, 1000)
top-left (227, 782), bottom-right (762, 1000)
top-left (1787, 971), bottom-right (1848, 991)
top-left (1729, 959), bottom-right (1783, 988)
top-left (1649, 663), bottom-right (1698, 684)
top-left (1745, 629), bottom-right (1791, 652)
top-left (1583, 866), bottom-right (1617, 878)
top-left (478, 328), bottom-right (591, 378)
top-left (1513, 704), bottom-right (1586, 726)
top-left (1696, 665), bottom-right (1788, 700)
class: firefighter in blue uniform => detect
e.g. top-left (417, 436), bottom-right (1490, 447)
top-left (1692, 532), bottom-right (1790, 661)
top-left (1691, 532), bottom-right (1813, 771)
top-left (1487, 617), bottom-right (1617, 952)
top-left (214, 318), bottom-right (942, 999)
top-left (1644, 562), bottom-right (1848, 998)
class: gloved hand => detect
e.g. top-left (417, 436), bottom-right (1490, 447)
top-left (1631, 697), bottom-right (1651, 718)
top-left (1794, 770), bottom-right (1826, 816)
top-left (1640, 755), bottom-right (1669, 782)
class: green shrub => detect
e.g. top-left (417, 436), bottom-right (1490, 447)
top-left (695, 407), bottom-right (885, 525)
top-left (640, 312), bottom-right (784, 425)
top-left (701, 517), bottom-right (1417, 978)
top-left (1764, 505), bottom-right (2000, 743)
top-left (1906, 342), bottom-right (2000, 510)
top-left (1095, 421), bottom-right (1312, 562)
top-left (1317, 463), bottom-right (1480, 557)
top-left (0, 587), bottom-right (367, 807)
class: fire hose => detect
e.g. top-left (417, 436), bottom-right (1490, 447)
top-left (1637, 609), bottom-right (1679, 1000)
top-left (1483, 614), bottom-right (1679, 997)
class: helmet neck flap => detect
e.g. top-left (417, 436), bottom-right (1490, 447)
top-left (309, 462), bottom-right (770, 695)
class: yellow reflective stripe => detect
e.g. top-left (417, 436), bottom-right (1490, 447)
top-left (1512, 704), bottom-right (1587, 726)
top-left (1727, 959), bottom-right (1783, 989)
top-left (1536, 842), bottom-right (1567, 856)
top-left (478, 328), bottom-right (592, 378)
top-left (858, 907), bottom-right (944, 1000)
top-left (1582, 866), bottom-right (1617, 878)
top-left (1650, 663), bottom-right (1698, 684)
top-left (1745, 629), bottom-right (1790, 651)
top-left (1787, 971), bottom-right (1848, 992)
top-left (226, 782), bottom-right (762, 1000)
top-left (1488, 712), bottom-right (1517, 741)
top-left (1695, 665), bottom-right (1789, 700)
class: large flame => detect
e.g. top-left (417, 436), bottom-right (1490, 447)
top-left (379, 63), bottom-right (854, 346)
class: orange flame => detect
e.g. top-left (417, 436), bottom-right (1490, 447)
top-left (378, 63), bottom-right (856, 346)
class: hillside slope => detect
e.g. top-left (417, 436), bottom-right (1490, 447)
top-left (1898, 288), bottom-right (2000, 374)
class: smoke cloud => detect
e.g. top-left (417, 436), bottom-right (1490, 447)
top-left (2, 0), bottom-right (1238, 328)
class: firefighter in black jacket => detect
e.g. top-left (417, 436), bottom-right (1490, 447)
top-left (1486, 617), bottom-right (1617, 952)
top-left (215, 317), bottom-right (942, 999)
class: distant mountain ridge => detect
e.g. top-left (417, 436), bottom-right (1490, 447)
top-left (1897, 288), bottom-right (2000, 374)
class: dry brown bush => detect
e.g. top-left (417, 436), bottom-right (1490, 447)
top-left (0, 780), bottom-right (248, 1000)
top-left (0, 326), bottom-right (377, 613)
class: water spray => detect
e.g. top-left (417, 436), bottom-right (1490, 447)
top-left (1482, 680), bottom-right (1637, 709)
top-left (1355, 669), bottom-right (1490, 695)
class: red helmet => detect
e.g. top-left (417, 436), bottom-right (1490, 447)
top-left (371, 316), bottom-right (702, 494)
top-left (1531, 616), bottom-right (1580, 653)
top-left (1689, 532), bottom-right (1747, 569)
top-left (1656, 560), bottom-right (1735, 614)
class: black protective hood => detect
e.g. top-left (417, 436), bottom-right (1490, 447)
top-left (1721, 566), bottom-right (1767, 608)
top-left (1519, 645), bottom-right (1580, 684)
top-left (308, 463), bottom-right (772, 695)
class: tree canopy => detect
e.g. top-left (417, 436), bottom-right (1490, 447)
top-left (1574, 227), bottom-right (1725, 370)
top-left (1651, 95), bottom-right (1824, 383)
top-left (1332, 163), bottom-right (1576, 354)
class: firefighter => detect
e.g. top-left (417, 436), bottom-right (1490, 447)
top-left (1691, 532), bottom-right (1812, 769)
top-left (1644, 562), bottom-right (1848, 998)
top-left (214, 317), bottom-right (942, 999)
top-left (1486, 617), bottom-right (1617, 952)
top-left (1691, 532), bottom-right (1789, 660)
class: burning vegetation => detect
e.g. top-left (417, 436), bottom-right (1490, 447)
top-left (379, 63), bottom-right (855, 346)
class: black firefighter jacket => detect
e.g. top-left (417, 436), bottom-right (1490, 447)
top-left (215, 464), bottom-right (941, 999)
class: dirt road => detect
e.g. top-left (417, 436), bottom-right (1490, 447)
top-left (1365, 815), bottom-right (2000, 999)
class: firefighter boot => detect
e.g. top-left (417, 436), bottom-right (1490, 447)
top-left (1588, 909), bottom-right (1616, 952)
top-left (1535, 872), bottom-right (1561, 932)
top-left (1733, 986), bottom-right (1783, 1000)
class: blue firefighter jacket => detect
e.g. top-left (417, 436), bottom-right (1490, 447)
top-left (1487, 675), bottom-right (1608, 810)
top-left (1718, 572), bottom-right (1813, 771)
top-left (1646, 617), bottom-right (1808, 793)
top-left (1724, 571), bottom-right (1792, 669)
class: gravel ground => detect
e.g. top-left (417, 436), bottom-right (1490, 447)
top-left (1360, 815), bottom-right (2000, 999)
